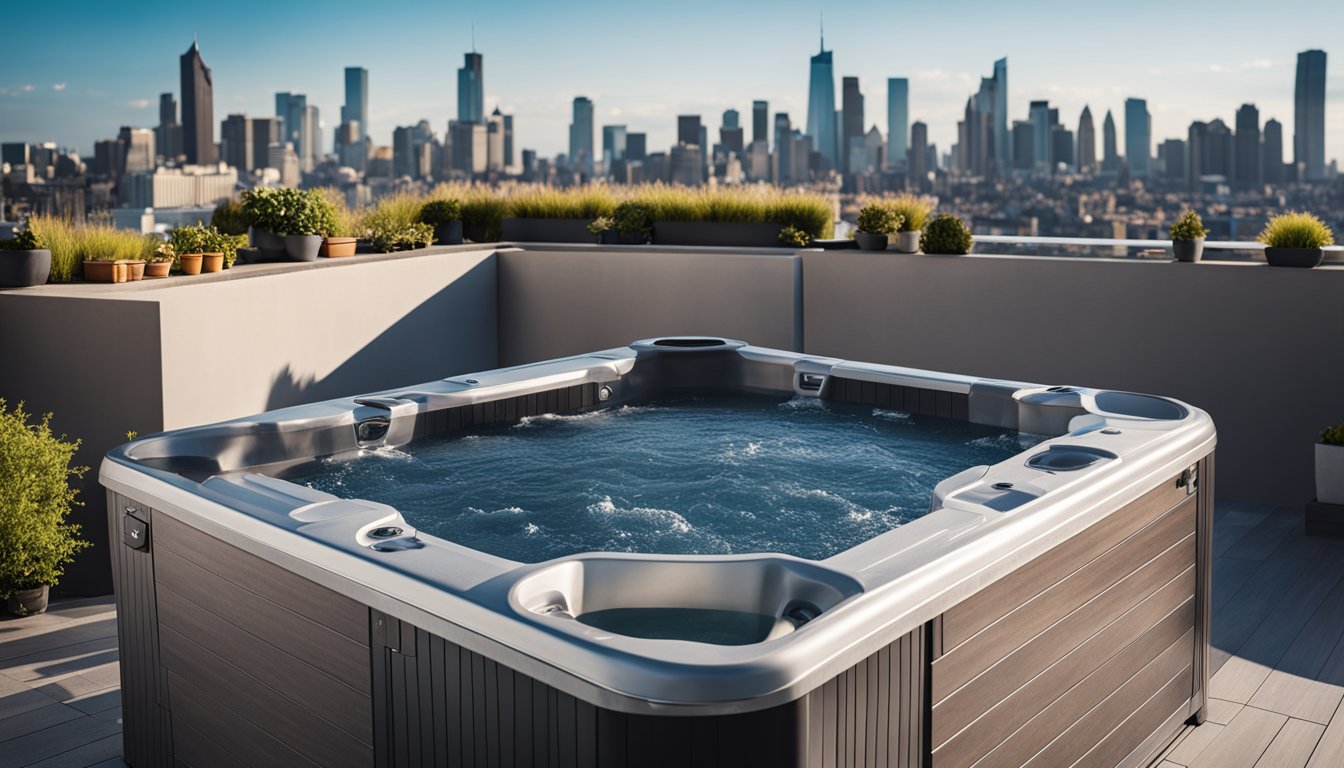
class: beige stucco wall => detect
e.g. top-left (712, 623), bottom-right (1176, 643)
top-left (802, 251), bottom-right (1344, 504)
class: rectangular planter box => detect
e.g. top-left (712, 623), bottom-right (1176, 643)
top-left (500, 217), bottom-right (595, 243)
top-left (653, 220), bottom-right (785, 248)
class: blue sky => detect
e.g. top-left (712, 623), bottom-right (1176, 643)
top-left (3, 0), bottom-right (1342, 164)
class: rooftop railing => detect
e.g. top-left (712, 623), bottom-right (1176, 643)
top-left (971, 234), bottom-right (1344, 263)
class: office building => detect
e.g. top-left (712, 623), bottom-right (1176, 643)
top-left (626, 133), bottom-right (647, 161)
top-left (1262, 118), bottom-right (1285, 184)
top-left (450, 120), bottom-right (487, 175)
top-left (458, 52), bottom-right (484, 124)
top-left (1294, 50), bottom-right (1327, 180)
top-left (117, 127), bottom-right (156, 176)
top-left (267, 143), bottom-right (301, 186)
top-left (486, 113), bottom-right (505, 173)
top-left (886, 78), bottom-right (908, 168)
top-left (122, 164), bottom-right (237, 209)
top-left (1077, 106), bottom-right (1095, 171)
top-left (1234, 103), bottom-right (1261, 187)
top-left (676, 115), bottom-right (702, 148)
top-left (1102, 110), bottom-right (1119, 172)
top-left (93, 139), bottom-right (125, 180)
top-left (991, 58), bottom-right (1008, 170)
top-left (805, 29), bottom-right (838, 168)
top-left (602, 124), bottom-right (627, 174)
top-left (1050, 126), bottom-right (1074, 173)
top-left (1029, 101), bottom-right (1053, 170)
top-left (669, 143), bottom-right (703, 186)
top-left (1012, 121), bottom-right (1034, 170)
top-left (179, 40), bottom-right (216, 164)
top-left (1124, 98), bottom-right (1150, 177)
top-left (342, 67), bottom-right (369, 144)
top-left (220, 114), bottom-right (252, 172)
top-left (1159, 138), bottom-right (1185, 181)
top-left (251, 118), bottom-right (280, 170)
top-left (157, 93), bottom-right (182, 160)
top-left (502, 113), bottom-right (514, 170)
top-left (752, 101), bottom-right (768, 147)
top-left (840, 77), bottom-right (863, 173)
top-left (909, 120), bottom-right (929, 180)
top-left (568, 97), bottom-right (594, 176)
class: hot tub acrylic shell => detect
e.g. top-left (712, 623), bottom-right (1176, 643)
top-left (101, 338), bottom-right (1216, 768)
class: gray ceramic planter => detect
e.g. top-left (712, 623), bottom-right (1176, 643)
top-left (434, 220), bottom-right (464, 246)
top-left (6, 585), bottom-right (49, 616)
top-left (855, 232), bottom-right (889, 251)
top-left (653, 221), bottom-right (785, 248)
top-left (284, 234), bottom-right (322, 262)
top-left (252, 229), bottom-right (286, 261)
top-left (1172, 238), bottom-right (1204, 263)
top-left (896, 231), bottom-right (922, 253)
top-left (1264, 247), bottom-right (1324, 268)
top-left (0, 249), bottom-right (52, 287)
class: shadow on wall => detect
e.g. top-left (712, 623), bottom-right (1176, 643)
top-left (262, 272), bottom-right (499, 413)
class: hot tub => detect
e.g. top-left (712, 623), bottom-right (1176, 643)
top-left (101, 338), bottom-right (1216, 768)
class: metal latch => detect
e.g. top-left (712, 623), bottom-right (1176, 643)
top-left (1176, 465), bottom-right (1199, 497)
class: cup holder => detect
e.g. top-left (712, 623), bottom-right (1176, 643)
top-left (1026, 445), bottom-right (1118, 472)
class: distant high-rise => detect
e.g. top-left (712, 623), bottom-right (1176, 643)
top-left (1263, 118), bottom-right (1285, 184)
top-left (1102, 110), bottom-right (1119, 172)
top-left (752, 101), bottom-right (768, 147)
top-left (342, 67), bottom-right (369, 144)
top-left (220, 114), bottom-right (252, 171)
top-left (1159, 138), bottom-right (1185, 181)
top-left (840, 76), bottom-right (863, 173)
top-left (675, 115), bottom-right (700, 147)
top-left (157, 92), bottom-right (182, 160)
top-left (722, 109), bottom-right (739, 129)
top-left (1294, 50), bottom-right (1327, 181)
top-left (1124, 98), bottom-right (1150, 177)
top-left (251, 118), bottom-right (279, 170)
top-left (1050, 126), bottom-right (1074, 173)
top-left (159, 94), bottom-right (176, 136)
top-left (458, 52), bottom-right (484, 124)
top-left (118, 126), bottom-right (156, 175)
top-left (805, 28), bottom-right (838, 169)
top-left (1234, 103), bottom-right (1261, 187)
top-left (626, 133), bottom-right (647, 161)
top-left (886, 78), bottom-right (908, 169)
top-left (1077, 106), bottom-right (1096, 171)
top-left (569, 97), bottom-right (594, 176)
top-left (991, 58), bottom-right (1008, 170)
top-left (1012, 121), bottom-right (1034, 170)
top-left (1029, 100), bottom-right (1052, 170)
top-left (720, 110), bottom-right (744, 156)
top-left (502, 113), bottom-right (514, 169)
top-left (909, 120), bottom-right (929, 181)
top-left (179, 39), bottom-right (216, 164)
top-left (602, 124), bottom-right (627, 172)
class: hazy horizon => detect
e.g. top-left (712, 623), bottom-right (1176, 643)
top-left (3, 0), bottom-right (1342, 166)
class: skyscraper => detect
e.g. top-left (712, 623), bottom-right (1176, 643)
top-left (1029, 100), bottom-right (1052, 170)
top-left (569, 97), bottom-right (594, 176)
top-left (1077, 106), bottom-right (1096, 171)
top-left (677, 115), bottom-right (702, 147)
top-left (251, 118), bottom-right (279, 170)
top-left (722, 109), bottom-right (739, 129)
top-left (458, 52), bottom-right (484, 125)
top-left (752, 101), bottom-right (768, 147)
top-left (1124, 98), bottom-right (1150, 177)
top-left (220, 114), bottom-right (252, 171)
top-left (886, 78), bottom-right (908, 169)
top-left (602, 124), bottom-right (627, 174)
top-left (1263, 118), bottom-right (1285, 184)
top-left (157, 92), bottom-right (183, 160)
top-left (805, 28), bottom-right (838, 169)
top-left (840, 76), bottom-right (863, 173)
top-left (909, 120), bottom-right (929, 181)
top-left (1102, 110), bottom-right (1119, 172)
top-left (991, 58), bottom-right (1008, 170)
top-left (1234, 103), bottom-right (1261, 187)
top-left (179, 39), bottom-right (215, 164)
top-left (1294, 50), bottom-right (1327, 181)
top-left (342, 67), bottom-right (369, 143)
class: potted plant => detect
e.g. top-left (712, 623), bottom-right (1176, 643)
top-left (418, 198), bottom-right (464, 246)
top-left (241, 188), bottom-right (286, 257)
top-left (317, 188), bottom-right (360, 257)
top-left (1258, 212), bottom-right (1335, 268)
top-left (1318, 424), bottom-right (1344, 506)
top-left (0, 229), bottom-right (52, 288)
top-left (276, 188), bottom-right (329, 262)
top-left (145, 243), bottom-right (174, 278)
top-left (779, 226), bottom-right (812, 248)
top-left (169, 224), bottom-right (209, 276)
top-left (611, 201), bottom-right (655, 245)
top-left (886, 195), bottom-right (933, 253)
top-left (1170, 210), bottom-right (1209, 263)
top-left (920, 214), bottom-right (974, 255)
top-left (200, 227), bottom-right (225, 273)
top-left (369, 221), bottom-right (435, 253)
top-left (588, 216), bottom-right (615, 244)
top-left (854, 203), bottom-right (901, 251)
top-left (0, 400), bottom-right (91, 616)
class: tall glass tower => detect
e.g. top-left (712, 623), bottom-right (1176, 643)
top-left (806, 26), bottom-right (837, 169)
top-left (1294, 50), bottom-right (1327, 181)
top-left (1124, 98), bottom-right (1151, 177)
top-left (569, 97), bottom-right (594, 176)
top-left (458, 52), bottom-right (484, 124)
top-left (179, 40), bottom-right (215, 165)
top-left (886, 78), bottom-right (908, 169)
top-left (342, 67), bottom-right (369, 143)
top-left (992, 58), bottom-right (1008, 171)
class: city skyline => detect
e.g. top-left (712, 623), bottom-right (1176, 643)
top-left (3, 0), bottom-right (1344, 167)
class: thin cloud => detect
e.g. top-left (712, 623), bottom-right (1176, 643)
top-left (128, 98), bottom-right (153, 108)
top-left (1241, 59), bottom-right (1273, 70)
top-left (19, 84), bottom-right (34, 92)
top-left (52, 83), bottom-right (66, 91)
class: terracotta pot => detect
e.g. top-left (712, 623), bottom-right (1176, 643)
top-left (201, 252), bottom-right (224, 273)
top-left (83, 260), bottom-right (125, 283)
top-left (6, 585), bottom-right (49, 617)
top-left (121, 259), bottom-right (146, 281)
top-left (321, 237), bottom-right (358, 258)
top-left (178, 253), bottom-right (203, 276)
top-left (144, 261), bottom-right (172, 278)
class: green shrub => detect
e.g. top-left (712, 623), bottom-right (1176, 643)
top-left (418, 198), bottom-right (462, 227)
top-left (369, 221), bottom-right (434, 253)
top-left (779, 225), bottom-right (811, 247)
top-left (169, 222), bottom-right (212, 255)
top-left (316, 188), bottom-right (361, 238)
top-left (884, 195), bottom-right (933, 232)
top-left (612, 201), bottom-right (655, 239)
top-left (240, 188), bottom-right (283, 232)
top-left (210, 199), bottom-right (249, 235)
top-left (920, 214), bottom-right (974, 255)
top-left (1170, 210), bottom-right (1209, 241)
top-left (0, 400), bottom-right (90, 599)
top-left (1323, 425), bottom-right (1344, 446)
top-left (856, 203), bottom-right (902, 235)
top-left (457, 187), bottom-right (508, 242)
top-left (1, 230), bottom-right (38, 250)
top-left (1257, 212), bottom-right (1335, 249)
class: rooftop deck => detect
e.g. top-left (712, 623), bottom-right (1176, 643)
top-left (0, 501), bottom-right (1339, 767)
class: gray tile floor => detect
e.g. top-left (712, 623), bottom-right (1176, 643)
top-left (2, 502), bottom-right (1341, 767)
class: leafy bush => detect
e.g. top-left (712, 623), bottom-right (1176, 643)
top-left (920, 214), bottom-right (974, 255)
top-left (369, 222), bottom-right (434, 253)
top-left (418, 198), bottom-right (462, 227)
top-left (210, 199), bottom-right (249, 235)
top-left (1323, 425), bottom-right (1344, 447)
top-left (1170, 210), bottom-right (1209, 241)
top-left (612, 201), bottom-right (655, 238)
top-left (1257, 212), bottom-right (1335, 249)
top-left (240, 187), bottom-right (334, 236)
top-left (0, 400), bottom-right (90, 598)
top-left (169, 222), bottom-right (212, 255)
top-left (587, 217), bottom-right (612, 235)
top-left (884, 195), bottom-right (933, 232)
top-left (779, 225), bottom-right (812, 247)
top-left (149, 242), bottom-right (174, 264)
top-left (856, 203), bottom-right (902, 235)
top-left (240, 188), bottom-right (283, 232)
